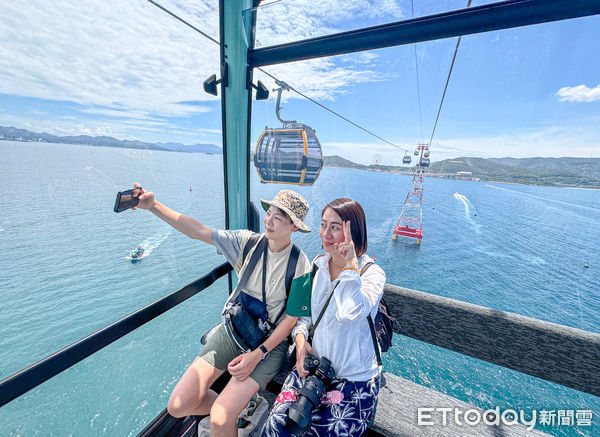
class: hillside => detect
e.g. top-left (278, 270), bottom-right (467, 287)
top-left (323, 155), bottom-right (368, 169)
top-left (323, 155), bottom-right (600, 188)
top-left (427, 157), bottom-right (600, 188)
top-left (0, 126), bottom-right (221, 154)
top-left (490, 157), bottom-right (600, 180)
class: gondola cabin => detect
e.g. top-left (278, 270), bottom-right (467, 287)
top-left (253, 81), bottom-right (324, 186)
top-left (253, 126), bottom-right (323, 186)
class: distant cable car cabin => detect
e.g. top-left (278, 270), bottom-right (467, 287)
top-left (413, 149), bottom-right (419, 155)
top-left (420, 157), bottom-right (430, 167)
top-left (424, 150), bottom-right (430, 157)
top-left (403, 153), bottom-right (412, 164)
top-left (253, 81), bottom-right (323, 186)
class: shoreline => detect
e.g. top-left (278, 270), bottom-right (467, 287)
top-left (326, 165), bottom-right (600, 190)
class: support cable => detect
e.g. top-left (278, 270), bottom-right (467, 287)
top-left (146, 0), bottom-right (220, 45)
top-left (145, 0), bottom-right (409, 154)
top-left (428, 0), bottom-right (472, 148)
top-left (411, 0), bottom-right (424, 145)
top-left (256, 68), bottom-right (407, 152)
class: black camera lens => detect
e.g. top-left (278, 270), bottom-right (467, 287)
top-left (285, 378), bottom-right (324, 435)
top-left (285, 355), bottom-right (336, 436)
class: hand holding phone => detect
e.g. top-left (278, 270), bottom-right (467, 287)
top-left (133, 183), bottom-right (155, 210)
top-left (114, 187), bottom-right (143, 213)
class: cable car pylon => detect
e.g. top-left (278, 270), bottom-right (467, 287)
top-left (393, 144), bottom-right (429, 245)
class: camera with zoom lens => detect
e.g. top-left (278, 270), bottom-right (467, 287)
top-left (285, 354), bottom-right (337, 436)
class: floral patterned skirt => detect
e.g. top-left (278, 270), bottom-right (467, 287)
top-left (261, 369), bottom-right (380, 437)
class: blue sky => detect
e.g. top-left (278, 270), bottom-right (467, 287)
top-left (1, 0), bottom-right (599, 165)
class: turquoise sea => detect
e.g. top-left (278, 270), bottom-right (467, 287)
top-left (0, 140), bottom-right (598, 436)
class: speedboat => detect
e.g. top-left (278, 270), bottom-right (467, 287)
top-left (130, 246), bottom-right (145, 262)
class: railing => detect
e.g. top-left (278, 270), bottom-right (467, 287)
top-left (0, 262), bottom-right (233, 407)
top-left (2, 270), bottom-right (597, 410)
top-left (383, 283), bottom-right (600, 396)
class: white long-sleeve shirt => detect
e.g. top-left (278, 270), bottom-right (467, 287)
top-left (293, 253), bottom-right (386, 381)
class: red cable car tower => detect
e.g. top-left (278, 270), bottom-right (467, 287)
top-left (391, 0), bottom-right (463, 246)
top-left (393, 144), bottom-right (430, 245)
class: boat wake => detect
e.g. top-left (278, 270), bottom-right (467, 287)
top-left (485, 184), bottom-right (599, 212)
top-left (453, 192), bottom-right (481, 235)
top-left (125, 231), bottom-right (170, 261)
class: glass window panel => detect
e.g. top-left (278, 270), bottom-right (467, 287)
top-left (0, 1), bottom-right (225, 434)
top-left (255, 0), bottom-right (501, 47)
top-left (0, 285), bottom-right (228, 434)
top-left (251, 13), bottom-right (600, 437)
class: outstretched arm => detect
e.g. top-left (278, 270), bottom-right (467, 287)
top-left (133, 182), bottom-right (213, 244)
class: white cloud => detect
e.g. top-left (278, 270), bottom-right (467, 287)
top-left (253, 0), bottom-right (401, 100)
top-left (255, 60), bottom-right (380, 102)
top-left (80, 105), bottom-right (209, 121)
top-left (256, 0), bottom-right (404, 47)
top-left (435, 123), bottom-right (600, 159)
top-left (50, 124), bottom-right (114, 137)
top-left (0, 0), bottom-right (400, 123)
top-left (556, 85), bottom-right (600, 103)
top-left (0, 0), bottom-right (222, 119)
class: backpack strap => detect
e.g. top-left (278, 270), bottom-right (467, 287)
top-left (242, 233), bottom-right (262, 265)
top-left (285, 244), bottom-right (300, 297)
top-left (360, 262), bottom-right (383, 366)
top-left (360, 262), bottom-right (373, 275)
top-left (367, 314), bottom-right (383, 366)
top-left (271, 243), bottom-right (301, 326)
top-left (234, 235), bottom-right (268, 301)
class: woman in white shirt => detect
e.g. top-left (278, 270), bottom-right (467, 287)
top-left (262, 198), bottom-right (386, 437)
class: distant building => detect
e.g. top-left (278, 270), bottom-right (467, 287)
top-left (456, 171), bottom-right (473, 180)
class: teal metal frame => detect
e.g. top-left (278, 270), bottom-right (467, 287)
top-left (219, 0), bottom-right (258, 231)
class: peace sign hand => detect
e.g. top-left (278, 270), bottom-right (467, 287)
top-left (334, 221), bottom-right (359, 269)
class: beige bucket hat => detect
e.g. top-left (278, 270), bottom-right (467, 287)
top-left (260, 190), bottom-right (311, 233)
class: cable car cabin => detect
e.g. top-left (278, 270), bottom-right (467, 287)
top-left (403, 154), bottom-right (412, 164)
top-left (254, 127), bottom-right (323, 185)
top-left (413, 149), bottom-right (419, 155)
top-left (419, 157), bottom-right (430, 167)
top-left (424, 150), bottom-right (430, 157)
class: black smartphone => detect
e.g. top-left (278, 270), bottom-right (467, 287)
top-left (114, 187), bottom-right (142, 213)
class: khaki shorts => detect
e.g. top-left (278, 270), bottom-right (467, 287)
top-left (198, 323), bottom-right (287, 390)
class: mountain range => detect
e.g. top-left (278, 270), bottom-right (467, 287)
top-left (0, 126), bottom-right (222, 154)
top-left (325, 155), bottom-right (600, 188)
top-left (2, 126), bottom-right (598, 188)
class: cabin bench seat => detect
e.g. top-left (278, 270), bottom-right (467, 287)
top-left (370, 372), bottom-right (550, 436)
top-left (257, 372), bottom-right (550, 437)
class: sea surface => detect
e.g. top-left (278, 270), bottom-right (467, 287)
top-left (0, 140), bottom-right (598, 436)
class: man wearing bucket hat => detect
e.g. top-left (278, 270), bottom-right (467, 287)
top-left (133, 184), bottom-right (312, 437)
